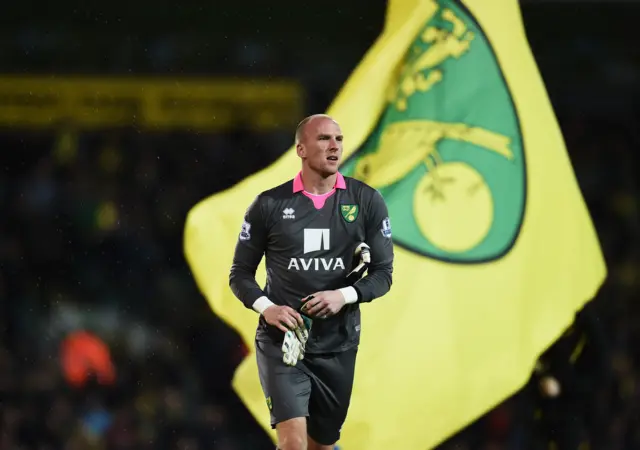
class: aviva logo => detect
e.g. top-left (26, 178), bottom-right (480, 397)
top-left (288, 228), bottom-right (345, 272)
top-left (341, 1), bottom-right (525, 263)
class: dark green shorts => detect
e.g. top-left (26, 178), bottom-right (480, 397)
top-left (255, 340), bottom-right (358, 446)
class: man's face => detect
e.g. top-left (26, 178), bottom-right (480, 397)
top-left (297, 117), bottom-right (343, 176)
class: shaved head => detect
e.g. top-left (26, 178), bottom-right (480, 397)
top-left (294, 114), bottom-right (343, 178)
top-left (294, 114), bottom-right (338, 145)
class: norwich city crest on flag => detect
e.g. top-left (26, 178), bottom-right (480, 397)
top-left (341, 204), bottom-right (359, 223)
top-left (341, 1), bottom-right (525, 263)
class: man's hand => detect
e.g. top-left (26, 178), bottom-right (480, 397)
top-left (263, 305), bottom-right (304, 333)
top-left (301, 291), bottom-right (346, 319)
top-left (271, 307), bottom-right (310, 367)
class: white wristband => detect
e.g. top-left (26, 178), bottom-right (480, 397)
top-left (338, 286), bottom-right (359, 304)
top-left (252, 296), bottom-right (275, 314)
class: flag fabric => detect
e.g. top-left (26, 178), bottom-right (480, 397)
top-left (183, 0), bottom-right (607, 448)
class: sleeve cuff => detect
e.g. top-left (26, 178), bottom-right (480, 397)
top-left (252, 296), bottom-right (275, 314)
top-left (339, 286), bottom-right (359, 304)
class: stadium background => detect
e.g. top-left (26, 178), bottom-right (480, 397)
top-left (0, 1), bottom-right (637, 449)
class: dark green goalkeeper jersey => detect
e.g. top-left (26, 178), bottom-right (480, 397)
top-left (229, 172), bottom-right (394, 354)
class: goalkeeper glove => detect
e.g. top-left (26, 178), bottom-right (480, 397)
top-left (282, 314), bottom-right (312, 367)
top-left (345, 242), bottom-right (371, 285)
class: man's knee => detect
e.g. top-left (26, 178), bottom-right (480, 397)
top-left (276, 417), bottom-right (307, 450)
top-left (307, 417), bottom-right (341, 449)
top-left (307, 434), bottom-right (336, 450)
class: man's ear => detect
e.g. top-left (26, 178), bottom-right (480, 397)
top-left (296, 143), bottom-right (305, 158)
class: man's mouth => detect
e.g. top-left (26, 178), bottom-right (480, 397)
top-left (327, 156), bottom-right (338, 161)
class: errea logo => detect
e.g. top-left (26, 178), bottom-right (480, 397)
top-left (282, 208), bottom-right (295, 219)
top-left (288, 228), bottom-right (345, 272)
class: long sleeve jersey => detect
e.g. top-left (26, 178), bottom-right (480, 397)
top-left (229, 172), bottom-right (394, 353)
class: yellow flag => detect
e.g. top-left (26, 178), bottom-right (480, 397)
top-left (184, 0), bottom-right (607, 448)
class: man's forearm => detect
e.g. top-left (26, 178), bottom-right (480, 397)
top-left (353, 265), bottom-right (393, 303)
top-left (229, 262), bottom-right (270, 311)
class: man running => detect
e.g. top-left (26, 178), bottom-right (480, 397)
top-left (229, 114), bottom-right (394, 450)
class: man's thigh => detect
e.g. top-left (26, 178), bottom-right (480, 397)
top-left (304, 348), bottom-right (358, 446)
top-left (255, 340), bottom-right (311, 427)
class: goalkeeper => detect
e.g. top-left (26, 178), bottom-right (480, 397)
top-left (229, 114), bottom-right (394, 450)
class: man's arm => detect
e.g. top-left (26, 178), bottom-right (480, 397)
top-left (342, 189), bottom-right (394, 304)
top-left (229, 195), bottom-right (275, 313)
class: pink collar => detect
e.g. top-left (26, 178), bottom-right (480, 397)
top-left (293, 172), bottom-right (346, 193)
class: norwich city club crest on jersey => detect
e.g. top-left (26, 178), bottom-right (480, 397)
top-left (340, 204), bottom-right (359, 223)
top-left (341, 0), bottom-right (525, 263)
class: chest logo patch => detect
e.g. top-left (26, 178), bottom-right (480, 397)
top-left (340, 204), bottom-right (359, 223)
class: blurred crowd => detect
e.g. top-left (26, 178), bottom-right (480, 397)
top-left (0, 128), bottom-right (287, 450)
